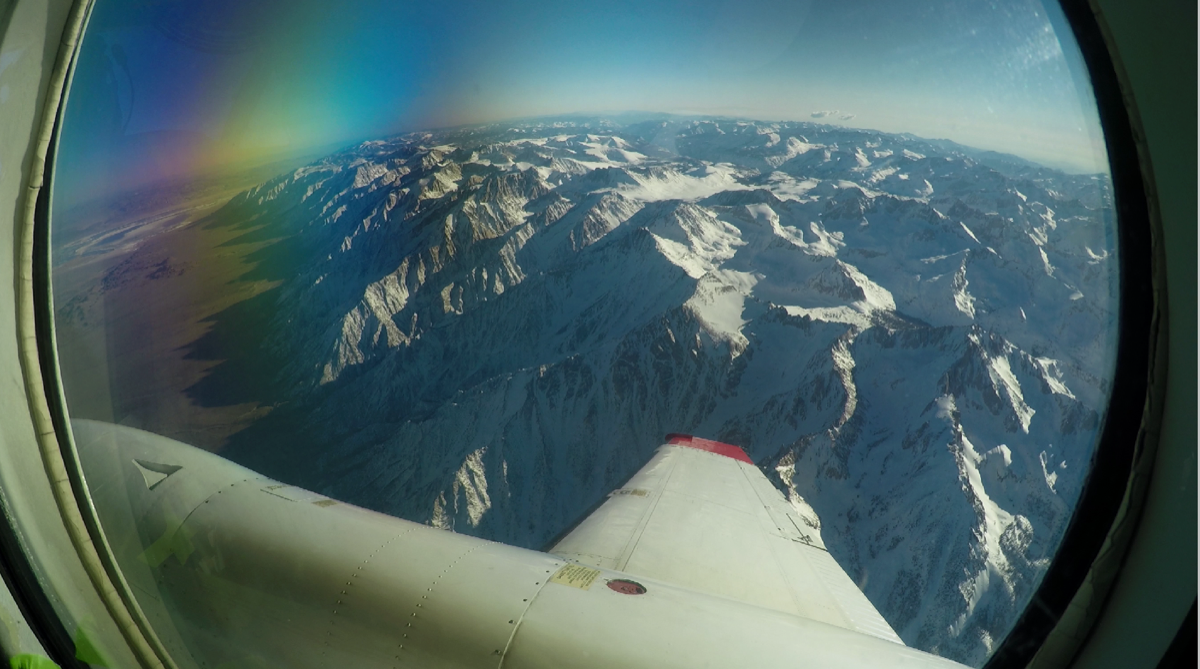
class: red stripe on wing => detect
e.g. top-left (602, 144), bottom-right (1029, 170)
top-left (664, 433), bottom-right (753, 464)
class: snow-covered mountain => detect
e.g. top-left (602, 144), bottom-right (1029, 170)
top-left (202, 116), bottom-right (1116, 666)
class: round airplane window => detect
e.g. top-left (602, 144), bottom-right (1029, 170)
top-left (45, 1), bottom-right (1138, 667)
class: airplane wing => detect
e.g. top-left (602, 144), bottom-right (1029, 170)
top-left (550, 433), bottom-right (903, 644)
top-left (71, 420), bottom-right (964, 668)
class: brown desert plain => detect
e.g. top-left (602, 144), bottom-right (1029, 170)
top-left (52, 153), bottom-right (318, 452)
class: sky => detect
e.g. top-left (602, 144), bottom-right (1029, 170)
top-left (55, 0), bottom-right (1110, 207)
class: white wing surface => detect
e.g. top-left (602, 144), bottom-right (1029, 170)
top-left (550, 433), bottom-right (903, 644)
top-left (74, 421), bottom-right (968, 668)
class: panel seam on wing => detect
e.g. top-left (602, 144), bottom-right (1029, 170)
top-left (614, 450), bottom-right (681, 571)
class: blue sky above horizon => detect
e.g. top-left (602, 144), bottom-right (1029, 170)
top-left (56, 0), bottom-right (1109, 207)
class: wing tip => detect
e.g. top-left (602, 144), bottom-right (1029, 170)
top-left (664, 433), bottom-right (754, 464)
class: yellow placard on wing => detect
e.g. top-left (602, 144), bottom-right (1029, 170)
top-left (609, 488), bottom-right (649, 497)
top-left (549, 564), bottom-right (601, 590)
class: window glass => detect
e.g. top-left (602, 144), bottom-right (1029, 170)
top-left (51, 0), bottom-right (1118, 665)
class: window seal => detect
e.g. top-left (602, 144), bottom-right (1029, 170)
top-left (12, 1), bottom-right (177, 668)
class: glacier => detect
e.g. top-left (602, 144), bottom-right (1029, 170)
top-left (182, 115), bottom-right (1117, 666)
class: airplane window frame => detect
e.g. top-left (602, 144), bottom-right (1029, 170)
top-left (1, 2), bottom-right (159, 666)
top-left (0, 0), bottom-right (1168, 668)
top-left (0, 2), bottom-right (144, 667)
top-left (982, 0), bottom-right (1163, 666)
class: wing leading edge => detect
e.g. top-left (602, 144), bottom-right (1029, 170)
top-left (549, 433), bottom-right (903, 645)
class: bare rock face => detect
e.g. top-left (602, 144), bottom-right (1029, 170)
top-left (208, 116), bottom-right (1115, 666)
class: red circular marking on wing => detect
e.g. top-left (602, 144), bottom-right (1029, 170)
top-left (606, 579), bottom-right (647, 595)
